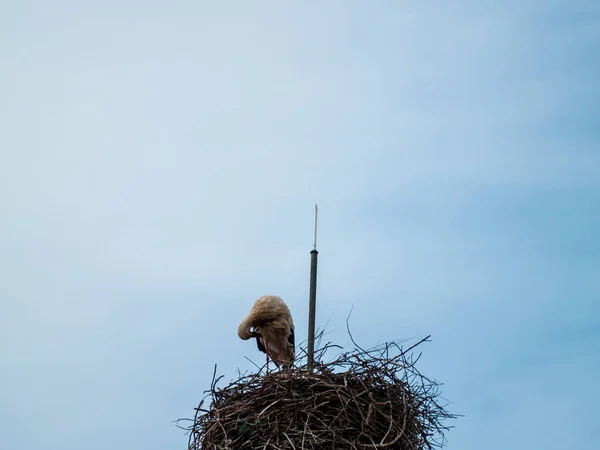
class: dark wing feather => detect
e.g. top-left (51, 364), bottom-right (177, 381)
top-left (255, 336), bottom-right (266, 354)
top-left (250, 317), bottom-right (270, 354)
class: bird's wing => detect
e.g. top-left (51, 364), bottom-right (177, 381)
top-left (288, 326), bottom-right (295, 349)
top-left (255, 336), bottom-right (266, 353)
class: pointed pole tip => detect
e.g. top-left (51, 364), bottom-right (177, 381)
top-left (312, 204), bottom-right (318, 250)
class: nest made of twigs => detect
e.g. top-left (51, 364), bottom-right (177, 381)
top-left (178, 334), bottom-right (457, 450)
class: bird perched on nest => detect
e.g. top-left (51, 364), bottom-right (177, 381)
top-left (238, 295), bottom-right (295, 370)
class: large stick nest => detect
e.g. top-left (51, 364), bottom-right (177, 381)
top-left (179, 335), bottom-right (457, 450)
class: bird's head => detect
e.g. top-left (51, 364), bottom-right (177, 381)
top-left (237, 321), bottom-right (253, 340)
top-left (238, 320), bottom-right (262, 340)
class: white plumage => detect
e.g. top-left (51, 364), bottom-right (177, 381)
top-left (238, 295), bottom-right (295, 369)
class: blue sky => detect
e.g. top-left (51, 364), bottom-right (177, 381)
top-left (1, 1), bottom-right (599, 449)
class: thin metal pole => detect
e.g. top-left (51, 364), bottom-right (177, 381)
top-left (307, 204), bottom-right (319, 371)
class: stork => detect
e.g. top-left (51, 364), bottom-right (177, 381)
top-left (238, 295), bottom-right (295, 370)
